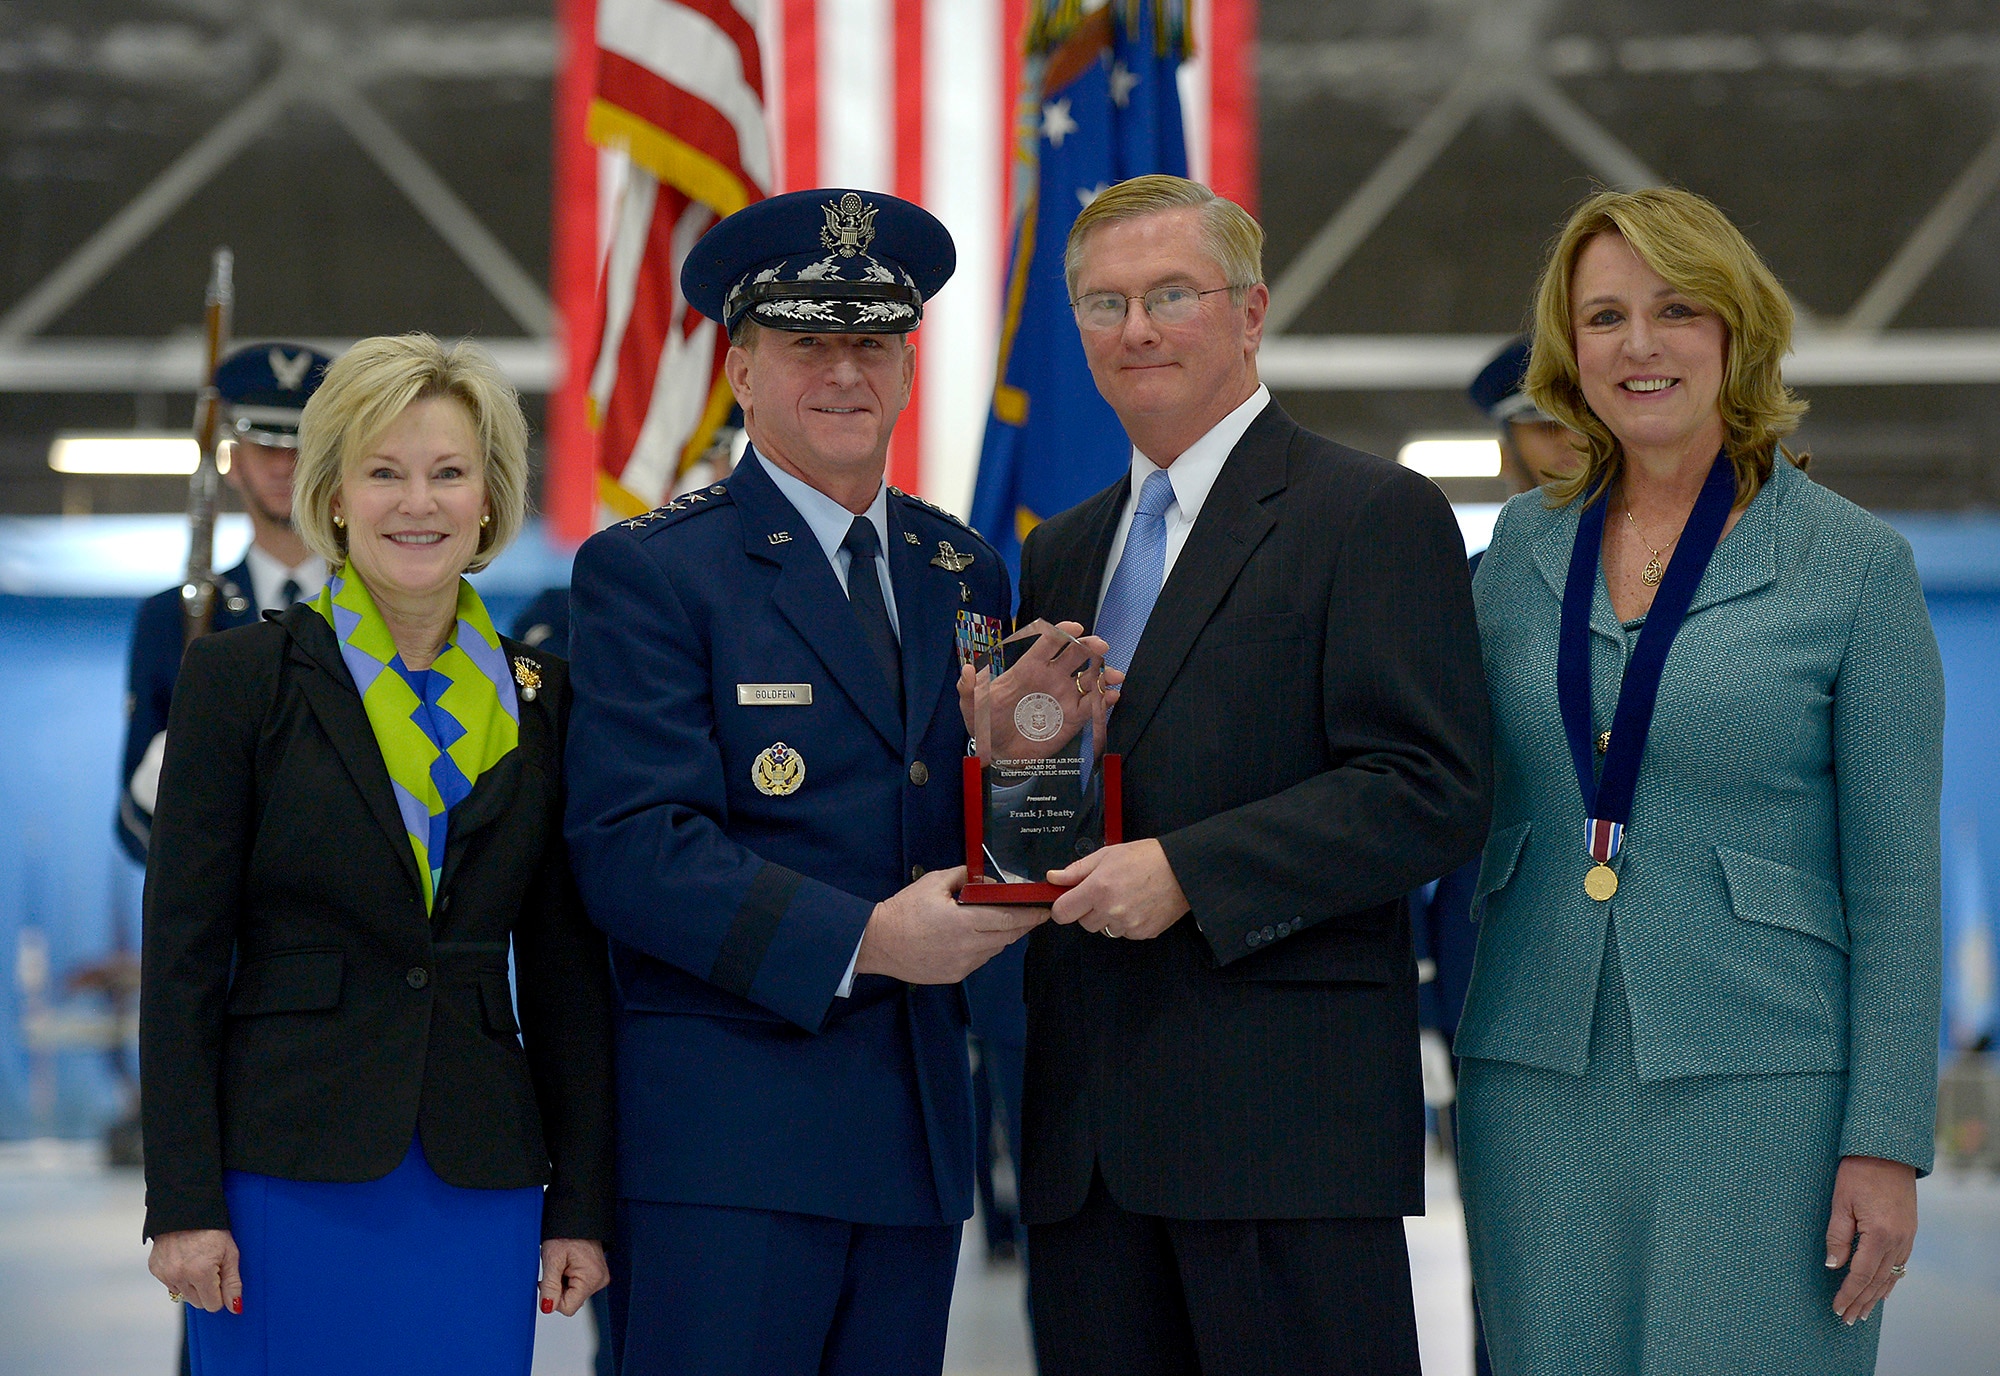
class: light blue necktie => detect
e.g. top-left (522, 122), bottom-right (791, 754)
top-left (1096, 468), bottom-right (1177, 674)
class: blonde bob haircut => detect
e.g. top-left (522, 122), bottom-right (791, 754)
top-left (1065, 174), bottom-right (1264, 302)
top-left (1526, 186), bottom-right (1807, 511)
top-left (295, 334), bottom-right (530, 575)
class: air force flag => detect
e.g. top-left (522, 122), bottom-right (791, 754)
top-left (969, 1), bottom-right (1192, 581)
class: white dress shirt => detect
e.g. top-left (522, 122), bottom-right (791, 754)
top-left (1095, 385), bottom-right (1271, 614)
top-left (756, 453), bottom-right (900, 638)
top-left (243, 544), bottom-right (328, 613)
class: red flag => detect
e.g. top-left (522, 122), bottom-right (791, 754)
top-left (586, 0), bottom-right (772, 515)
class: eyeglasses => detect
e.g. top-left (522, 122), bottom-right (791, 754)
top-left (1070, 285), bottom-right (1240, 332)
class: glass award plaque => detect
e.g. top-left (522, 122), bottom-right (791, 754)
top-left (955, 617), bottom-right (1122, 904)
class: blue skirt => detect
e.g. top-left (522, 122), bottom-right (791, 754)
top-left (187, 1137), bottom-right (543, 1376)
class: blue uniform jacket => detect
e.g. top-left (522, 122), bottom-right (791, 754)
top-left (117, 559), bottom-right (260, 862)
top-left (565, 453), bottom-right (1010, 1226)
top-left (1460, 457), bottom-right (1944, 1171)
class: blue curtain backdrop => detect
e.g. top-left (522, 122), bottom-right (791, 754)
top-left (968, 0), bottom-right (1191, 583)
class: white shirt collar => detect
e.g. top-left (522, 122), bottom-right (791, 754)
top-left (755, 451), bottom-right (891, 579)
top-left (242, 543), bottom-right (327, 612)
top-left (1129, 384), bottom-right (1271, 527)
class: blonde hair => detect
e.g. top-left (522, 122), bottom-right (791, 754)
top-left (1526, 186), bottom-right (1807, 510)
top-left (295, 335), bottom-right (529, 574)
top-left (1064, 175), bottom-right (1264, 301)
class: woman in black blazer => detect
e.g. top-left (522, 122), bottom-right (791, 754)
top-left (140, 335), bottom-right (614, 1376)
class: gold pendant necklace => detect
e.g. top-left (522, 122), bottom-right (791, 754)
top-left (1622, 506), bottom-right (1677, 587)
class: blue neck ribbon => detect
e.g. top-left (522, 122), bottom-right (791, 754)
top-left (1557, 451), bottom-right (1737, 858)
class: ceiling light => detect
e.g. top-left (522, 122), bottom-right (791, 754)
top-left (1397, 434), bottom-right (1502, 479)
top-left (48, 433), bottom-right (201, 476)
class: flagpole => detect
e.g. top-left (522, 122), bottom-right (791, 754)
top-left (548, 0), bottom-right (599, 543)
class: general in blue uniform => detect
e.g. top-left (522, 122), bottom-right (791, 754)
top-left (117, 343), bottom-right (335, 860)
top-left (565, 189), bottom-right (1043, 1376)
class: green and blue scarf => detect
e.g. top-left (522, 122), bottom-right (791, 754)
top-left (313, 567), bottom-right (519, 911)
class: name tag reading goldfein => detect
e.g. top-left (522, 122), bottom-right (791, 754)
top-left (737, 683), bottom-right (814, 706)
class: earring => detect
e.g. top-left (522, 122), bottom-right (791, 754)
top-left (480, 513), bottom-right (491, 527)
top-left (332, 514), bottom-right (345, 528)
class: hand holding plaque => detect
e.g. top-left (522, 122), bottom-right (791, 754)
top-left (955, 618), bottom-right (1125, 903)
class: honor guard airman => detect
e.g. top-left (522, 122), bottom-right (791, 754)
top-left (117, 343), bottom-right (334, 861)
top-left (564, 189), bottom-right (1043, 1376)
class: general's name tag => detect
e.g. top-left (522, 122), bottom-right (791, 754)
top-left (737, 683), bottom-right (813, 706)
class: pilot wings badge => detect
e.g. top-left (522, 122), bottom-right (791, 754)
top-left (931, 540), bottom-right (975, 573)
top-left (820, 193), bottom-right (878, 257)
top-left (752, 741), bottom-right (806, 797)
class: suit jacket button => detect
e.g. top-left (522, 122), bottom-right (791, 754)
top-left (1246, 931), bottom-right (1260, 947)
top-left (908, 761), bottom-right (930, 786)
top-left (1261, 926), bottom-right (1275, 941)
top-left (911, 864), bottom-right (926, 882)
top-left (1276, 921), bottom-right (1291, 937)
top-left (406, 967), bottom-right (429, 990)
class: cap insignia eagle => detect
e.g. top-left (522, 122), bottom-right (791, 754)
top-left (820, 193), bottom-right (878, 258)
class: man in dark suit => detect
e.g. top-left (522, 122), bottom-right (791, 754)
top-left (1014, 174), bottom-right (1492, 1375)
top-left (565, 190), bottom-right (1045, 1376)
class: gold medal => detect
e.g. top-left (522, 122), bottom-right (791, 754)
top-left (1585, 863), bottom-right (1618, 901)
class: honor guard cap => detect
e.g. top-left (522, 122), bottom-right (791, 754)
top-left (682, 188), bottom-right (956, 335)
top-left (1469, 336), bottom-right (1554, 427)
top-left (215, 342), bottom-right (336, 448)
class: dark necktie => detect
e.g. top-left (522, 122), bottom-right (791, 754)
top-left (279, 577), bottom-right (302, 609)
top-left (842, 516), bottom-right (903, 714)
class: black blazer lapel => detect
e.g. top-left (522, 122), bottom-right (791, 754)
top-left (1109, 405), bottom-right (1292, 756)
top-left (279, 607), bottom-right (427, 899)
top-left (436, 750), bottom-right (531, 901)
top-left (730, 455), bottom-right (904, 751)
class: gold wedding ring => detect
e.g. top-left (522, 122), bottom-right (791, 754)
top-left (1889, 1263), bottom-right (1908, 1277)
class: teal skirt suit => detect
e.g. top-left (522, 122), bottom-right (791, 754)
top-left (1456, 456), bottom-right (1943, 1376)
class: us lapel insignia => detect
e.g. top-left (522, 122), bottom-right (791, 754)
top-left (769, 530), bottom-right (793, 544)
top-left (931, 540), bottom-right (975, 573)
top-left (512, 657), bottom-right (542, 702)
top-left (904, 531), bottom-right (922, 545)
top-left (752, 741), bottom-right (806, 797)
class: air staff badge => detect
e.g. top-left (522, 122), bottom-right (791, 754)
top-left (752, 741), bottom-right (806, 797)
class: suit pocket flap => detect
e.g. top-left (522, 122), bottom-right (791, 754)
top-left (1471, 822), bottom-right (1531, 916)
top-left (1715, 846), bottom-right (1849, 952)
top-left (479, 974), bottom-right (520, 1035)
top-left (226, 949), bottom-right (344, 1015)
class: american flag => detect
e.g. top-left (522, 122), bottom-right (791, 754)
top-left (546, 0), bottom-right (1256, 539)
top-left (584, 0), bottom-right (772, 516)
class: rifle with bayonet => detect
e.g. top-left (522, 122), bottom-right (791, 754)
top-left (181, 247), bottom-right (233, 647)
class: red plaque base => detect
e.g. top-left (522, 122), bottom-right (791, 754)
top-left (956, 753), bottom-right (1122, 905)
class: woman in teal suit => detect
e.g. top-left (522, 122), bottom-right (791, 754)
top-left (1457, 187), bottom-right (1943, 1375)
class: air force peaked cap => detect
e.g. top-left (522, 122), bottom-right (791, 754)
top-left (682, 188), bottom-right (956, 335)
top-left (1468, 335), bottom-right (1553, 426)
top-left (215, 342), bottom-right (335, 447)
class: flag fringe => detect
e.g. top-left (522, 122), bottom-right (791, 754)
top-left (587, 99), bottom-right (755, 218)
top-left (1023, 0), bottom-right (1192, 60)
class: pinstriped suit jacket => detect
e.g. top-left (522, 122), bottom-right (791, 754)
top-left (1459, 456), bottom-right (1944, 1171)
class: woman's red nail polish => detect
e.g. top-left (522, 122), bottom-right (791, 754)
top-left (541, 1298), bottom-right (554, 1314)
top-left (230, 1298), bottom-right (243, 1315)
